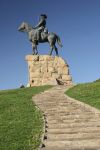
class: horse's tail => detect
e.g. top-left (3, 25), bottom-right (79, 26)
top-left (56, 35), bottom-right (63, 48)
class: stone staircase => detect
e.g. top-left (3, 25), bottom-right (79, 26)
top-left (33, 86), bottom-right (100, 150)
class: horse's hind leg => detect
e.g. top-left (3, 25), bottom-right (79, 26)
top-left (53, 45), bottom-right (59, 56)
top-left (49, 43), bottom-right (53, 55)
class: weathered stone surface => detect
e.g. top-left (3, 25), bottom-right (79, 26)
top-left (25, 55), bottom-right (72, 87)
top-left (62, 75), bottom-right (72, 81)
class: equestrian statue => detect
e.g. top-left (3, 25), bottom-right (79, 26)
top-left (18, 14), bottom-right (63, 56)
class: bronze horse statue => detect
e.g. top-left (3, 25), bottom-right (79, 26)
top-left (18, 22), bottom-right (63, 56)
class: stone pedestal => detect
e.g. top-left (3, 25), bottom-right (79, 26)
top-left (25, 55), bottom-right (72, 87)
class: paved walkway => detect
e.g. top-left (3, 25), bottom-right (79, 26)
top-left (33, 86), bottom-right (100, 150)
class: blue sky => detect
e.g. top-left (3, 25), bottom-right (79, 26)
top-left (0, 0), bottom-right (100, 90)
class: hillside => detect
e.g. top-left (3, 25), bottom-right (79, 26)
top-left (66, 81), bottom-right (100, 110)
top-left (0, 86), bottom-right (52, 150)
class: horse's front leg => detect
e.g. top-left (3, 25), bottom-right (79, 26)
top-left (35, 45), bottom-right (38, 55)
top-left (32, 43), bottom-right (35, 55)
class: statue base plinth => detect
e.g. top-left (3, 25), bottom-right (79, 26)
top-left (25, 55), bottom-right (72, 87)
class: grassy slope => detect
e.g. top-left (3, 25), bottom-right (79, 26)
top-left (66, 82), bottom-right (100, 110)
top-left (0, 86), bottom-right (52, 150)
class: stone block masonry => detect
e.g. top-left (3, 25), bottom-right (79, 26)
top-left (25, 55), bottom-right (72, 87)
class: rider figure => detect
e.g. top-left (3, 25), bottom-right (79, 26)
top-left (34, 14), bottom-right (48, 41)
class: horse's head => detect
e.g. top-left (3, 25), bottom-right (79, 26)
top-left (18, 22), bottom-right (33, 32)
top-left (18, 22), bottom-right (27, 32)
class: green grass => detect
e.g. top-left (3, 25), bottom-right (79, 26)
top-left (94, 78), bottom-right (100, 83)
top-left (66, 82), bottom-right (100, 110)
top-left (0, 85), bottom-right (52, 150)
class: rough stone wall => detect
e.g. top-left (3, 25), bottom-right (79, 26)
top-left (25, 55), bottom-right (72, 87)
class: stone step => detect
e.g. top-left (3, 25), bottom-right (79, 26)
top-left (40, 108), bottom-right (82, 112)
top-left (44, 106), bottom-right (81, 109)
top-left (46, 112), bottom-right (95, 116)
top-left (36, 100), bottom-right (79, 105)
top-left (45, 110), bottom-right (93, 115)
top-left (46, 118), bottom-right (100, 124)
top-left (48, 122), bottom-right (100, 129)
top-left (35, 102), bottom-right (57, 106)
top-left (47, 127), bottom-right (100, 134)
top-left (43, 139), bottom-right (100, 149)
top-left (44, 109), bottom-right (92, 113)
top-left (39, 108), bottom-right (58, 112)
top-left (38, 102), bottom-right (79, 106)
top-left (32, 86), bottom-right (100, 150)
top-left (42, 147), bottom-right (99, 150)
top-left (46, 132), bottom-right (100, 141)
top-left (47, 115), bottom-right (95, 120)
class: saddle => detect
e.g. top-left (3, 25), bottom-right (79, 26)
top-left (32, 27), bottom-right (48, 43)
top-left (35, 30), bottom-right (48, 41)
top-left (41, 32), bottom-right (48, 40)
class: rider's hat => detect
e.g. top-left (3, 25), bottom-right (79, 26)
top-left (40, 14), bottom-right (47, 19)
